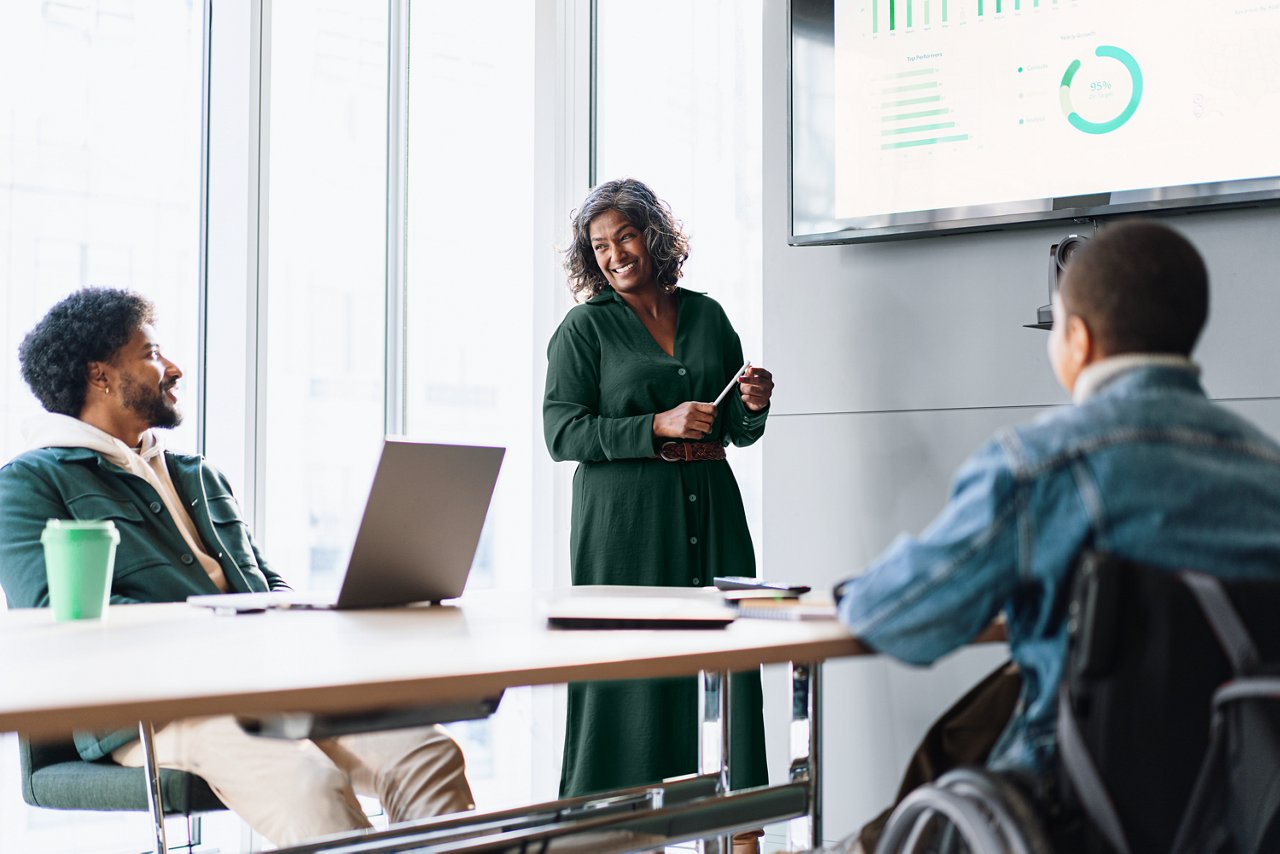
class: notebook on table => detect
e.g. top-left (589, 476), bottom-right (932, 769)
top-left (732, 595), bottom-right (837, 622)
top-left (188, 439), bottom-right (504, 612)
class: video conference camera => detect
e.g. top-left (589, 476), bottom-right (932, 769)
top-left (1026, 234), bottom-right (1090, 330)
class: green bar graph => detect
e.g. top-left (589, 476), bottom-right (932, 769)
top-left (873, 0), bottom-right (878, 33)
top-left (890, 0), bottom-right (896, 30)
top-left (881, 121), bottom-right (957, 136)
top-left (996, 0), bottom-right (1002, 11)
top-left (924, 0), bottom-right (930, 25)
top-left (880, 95), bottom-right (943, 107)
top-left (884, 81), bottom-right (939, 93)
top-left (907, 0), bottom-right (913, 27)
top-left (978, 0), bottom-right (983, 15)
top-left (881, 134), bottom-right (970, 150)
top-left (882, 108), bottom-right (950, 121)
top-left (942, 0), bottom-right (948, 22)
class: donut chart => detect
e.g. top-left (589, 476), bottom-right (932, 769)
top-left (1059, 45), bottom-right (1144, 135)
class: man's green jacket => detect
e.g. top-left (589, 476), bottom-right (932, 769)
top-left (0, 447), bottom-right (289, 759)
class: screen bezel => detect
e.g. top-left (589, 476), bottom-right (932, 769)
top-left (787, 0), bottom-right (1280, 246)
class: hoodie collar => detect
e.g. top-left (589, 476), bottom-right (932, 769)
top-left (22, 412), bottom-right (164, 468)
top-left (1073, 354), bottom-right (1200, 404)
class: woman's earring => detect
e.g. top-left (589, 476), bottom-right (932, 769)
top-left (661, 281), bottom-right (677, 295)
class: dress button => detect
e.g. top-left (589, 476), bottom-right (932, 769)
top-left (677, 367), bottom-right (687, 376)
top-left (180, 554), bottom-right (194, 565)
top-left (691, 577), bottom-right (701, 586)
top-left (688, 494), bottom-right (697, 502)
top-left (689, 536), bottom-right (698, 545)
top-left (149, 501), bottom-right (162, 513)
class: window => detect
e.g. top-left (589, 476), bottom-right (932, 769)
top-left (403, 1), bottom-right (536, 593)
top-left (262, 0), bottom-right (390, 592)
top-left (0, 1), bottom-right (203, 463)
top-left (403, 0), bottom-right (542, 808)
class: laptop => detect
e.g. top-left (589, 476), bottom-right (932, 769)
top-left (188, 439), bottom-right (504, 612)
top-left (545, 587), bottom-right (737, 630)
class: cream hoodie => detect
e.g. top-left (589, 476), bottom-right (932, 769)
top-left (24, 412), bottom-right (229, 592)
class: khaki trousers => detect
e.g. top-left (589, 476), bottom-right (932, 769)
top-left (112, 716), bottom-right (474, 847)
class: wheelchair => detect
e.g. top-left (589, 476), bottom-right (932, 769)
top-left (874, 552), bottom-right (1280, 854)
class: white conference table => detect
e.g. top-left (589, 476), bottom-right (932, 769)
top-left (0, 586), bottom-right (884, 852)
top-left (0, 586), bottom-right (864, 737)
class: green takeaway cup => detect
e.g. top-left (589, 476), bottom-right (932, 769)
top-left (41, 519), bottom-right (120, 621)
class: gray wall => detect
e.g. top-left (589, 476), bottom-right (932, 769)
top-left (758, 0), bottom-right (1280, 842)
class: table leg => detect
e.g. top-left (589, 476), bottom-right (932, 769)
top-left (787, 662), bottom-right (823, 850)
top-left (139, 720), bottom-right (169, 853)
top-left (698, 669), bottom-right (732, 854)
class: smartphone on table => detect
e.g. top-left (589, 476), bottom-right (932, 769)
top-left (713, 576), bottom-right (811, 596)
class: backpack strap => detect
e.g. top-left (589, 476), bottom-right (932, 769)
top-left (1180, 571), bottom-right (1259, 674)
top-left (1057, 685), bottom-right (1132, 854)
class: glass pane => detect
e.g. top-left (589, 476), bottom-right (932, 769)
top-left (0, 2), bottom-right (203, 463)
top-left (404, 0), bottom-right (537, 809)
top-left (595, 0), bottom-right (765, 560)
top-left (404, 2), bottom-right (535, 594)
top-left (263, 0), bottom-right (389, 592)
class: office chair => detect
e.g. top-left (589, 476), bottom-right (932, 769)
top-left (19, 725), bottom-right (225, 852)
top-left (16, 697), bottom-right (503, 853)
top-left (875, 551), bottom-right (1280, 853)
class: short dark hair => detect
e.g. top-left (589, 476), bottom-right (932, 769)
top-left (18, 288), bottom-right (156, 417)
top-left (1061, 220), bottom-right (1209, 357)
top-left (563, 178), bottom-right (690, 301)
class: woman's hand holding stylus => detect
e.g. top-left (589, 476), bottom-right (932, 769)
top-left (739, 366), bottom-right (774, 411)
top-left (654, 402), bottom-right (717, 439)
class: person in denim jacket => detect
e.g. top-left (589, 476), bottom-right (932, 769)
top-left (836, 220), bottom-right (1280, 775)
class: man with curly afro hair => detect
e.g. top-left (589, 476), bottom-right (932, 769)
top-left (0, 287), bottom-right (475, 846)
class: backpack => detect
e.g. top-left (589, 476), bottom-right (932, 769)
top-left (1059, 552), bottom-right (1280, 853)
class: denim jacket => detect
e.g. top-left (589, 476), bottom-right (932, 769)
top-left (836, 364), bottom-right (1280, 772)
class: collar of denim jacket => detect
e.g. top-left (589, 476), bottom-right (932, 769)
top-left (1073, 353), bottom-right (1200, 404)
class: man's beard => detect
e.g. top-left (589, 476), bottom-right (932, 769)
top-left (118, 373), bottom-right (183, 430)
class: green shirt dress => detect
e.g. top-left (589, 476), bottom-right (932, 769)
top-left (543, 286), bottom-right (769, 797)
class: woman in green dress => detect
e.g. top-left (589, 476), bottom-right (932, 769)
top-left (542, 179), bottom-right (775, 818)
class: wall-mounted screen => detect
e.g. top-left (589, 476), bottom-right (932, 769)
top-left (790, 0), bottom-right (1280, 244)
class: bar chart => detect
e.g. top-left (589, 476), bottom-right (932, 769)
top-left (877, 67), bottom-right (968, 150)
top-left (871, 0), bottom-right (1061, 33)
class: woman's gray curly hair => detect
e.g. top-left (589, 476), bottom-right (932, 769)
top-left (563, 178), bottom-right (690, 301)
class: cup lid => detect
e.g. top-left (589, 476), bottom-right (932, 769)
top-left (44, 519), bottom-right (118, 530)
top-left (41, 519), bottom-right (120, 541)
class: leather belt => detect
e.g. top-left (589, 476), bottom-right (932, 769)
top-left (658, 441), bottom-right (726, 463)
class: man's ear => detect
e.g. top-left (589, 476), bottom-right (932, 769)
top-left (86, 362), bottom-right (111, 396)
top-left (1065, 314), bottom-right (1097, 371)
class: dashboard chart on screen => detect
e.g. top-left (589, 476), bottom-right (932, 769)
top-left (790, 0), bottom-right (1280, 243)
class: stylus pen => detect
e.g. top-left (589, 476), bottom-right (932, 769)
top-left (714, 361), bottom-right (751, 407)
